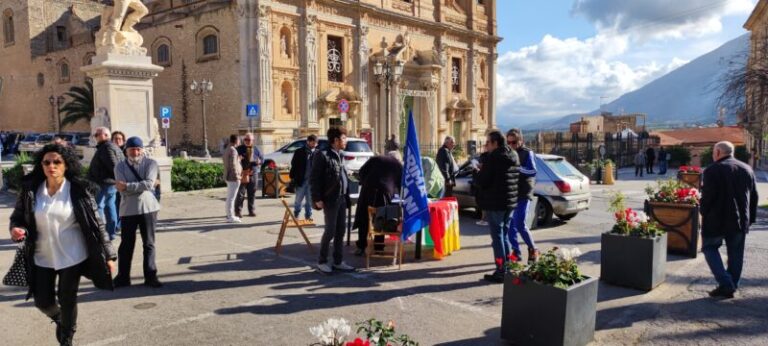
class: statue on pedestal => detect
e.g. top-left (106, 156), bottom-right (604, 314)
top-left (280, 34), bottom-right (288, 58)
top-left (96, 0), bottom-right (149, 56)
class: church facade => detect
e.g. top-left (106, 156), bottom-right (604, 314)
top-left (0, 0), bottom-right (500, 153)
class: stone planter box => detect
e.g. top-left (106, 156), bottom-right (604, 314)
top-left (645, 201), bottom-right (700, 258)
top-left (677, 172), bottom-right (702, 189)
top-left (600, 232), bottom-right (667, 291)
top-left (501, 275), bottom-right (598, 346)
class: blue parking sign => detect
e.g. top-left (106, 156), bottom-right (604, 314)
top-left (160, 106), bottom-right (172, 119)
top-left (246, 104), bottom-right (260, 118)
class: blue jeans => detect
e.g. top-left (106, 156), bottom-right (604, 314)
top-left (659, 160), bottom-right (668, 174)
top-left (508, 198), bottom-right (536, 256)
top-left (486, 210), bottom-right (513, 274)
top-left (97, 184), bottom-right (118, 240)
top-left (293, 182), bottom-right (312, 219)
top-left (702, 232), bottom-right (746, 291)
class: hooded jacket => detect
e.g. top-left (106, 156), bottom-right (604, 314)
top-left (474, 145), bottom-right (520, 211)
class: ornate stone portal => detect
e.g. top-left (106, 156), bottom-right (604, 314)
top-left (82, 3), bottom-right (172, 193)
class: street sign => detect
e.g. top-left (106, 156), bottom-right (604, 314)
top-left (246, 104), bottom-right (260, 118)
top-left (161, 117), bottom-right (170, 129)
top-left (160, 106), bottom-right (172, 119)
top-left (338, 99), bottom-right (350, 114)
top-left (341, 112), bottom-right (348, 122)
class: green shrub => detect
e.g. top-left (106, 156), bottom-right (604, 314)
top-left (701, 145), bottom-right (749, 167)
top-left (2, 153), bottom-right (34, 191)
top-left (171, 158), bottom-right (226, 192)
top-left (667, 146), bottom-right (691, 166)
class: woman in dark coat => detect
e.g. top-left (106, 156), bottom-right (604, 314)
top-left (353, 154), bottom-right (403, 255)
top-left (9, 144), bottom-right (116, 346)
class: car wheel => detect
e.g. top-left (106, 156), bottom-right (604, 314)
top-left (535, 199), bottom-right (553, 227)
top-left (556, 213), bottom-right (578, 221)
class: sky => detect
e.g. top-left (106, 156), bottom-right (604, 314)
top-left (495, 0), bottom-right (757, 126)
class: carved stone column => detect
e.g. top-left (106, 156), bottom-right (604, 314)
top-left (376, 73), bottom-right (388, 152)
top-left (390, 73), bottom-right (402, 141)
top-left (301, 15), bottom-right (318, 128)
top-left (489, 50), bottom-right (498, 129)
top-left (257, 5), bottom-right (273, 122)
top-left (357, 25), bottom-right (370, 128)
top-left (468, 44), bottom-right (478, 127)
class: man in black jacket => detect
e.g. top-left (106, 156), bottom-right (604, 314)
top-left (436, 135), bottom-right (458, 197)
top-left (701, 141), bottom-right (758, 298)
top-left (311, 127), bottom-right (355, 274)
top-left (235, 133), bottom-right (263, 217)
top-left (88, 126), bottom-right (125, 240)
top-left (475, 130), bottom-right (520, 283)
top-left (645, 146), bottom-right (656, 174)
top-left (290, 134), bottom-right (318, 221)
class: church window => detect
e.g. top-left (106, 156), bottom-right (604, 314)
top-left (59, 61), bottom-right (70, 83)
top-left (157, 44), bottom-right (170, 65)
top-left (3, 9), bottom-right (14, 45)
top-left (327, 35), bottom-right (344, 82)
top-left (203, 35), bottom-right (217, 55)
top-left (196, 26), bottom-right (220, 62)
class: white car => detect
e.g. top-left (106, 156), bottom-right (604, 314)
top-left (264, 137), bottom-right (373, 173)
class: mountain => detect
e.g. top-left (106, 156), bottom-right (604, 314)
top-left (519, 33), bottom-right (750, 131)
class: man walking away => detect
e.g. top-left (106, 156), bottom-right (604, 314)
top-left (634, 150), bottom-right (646, 177)
top-left (658, 146), bottom-right (668, 175)
top-left (235, 133), bottom-right (263, 217)
top-left (311, 127), bottom-right (355, 274)
top-left (113, 137), bottom-right (162, 288)
top-left (701, 141), bottom-right (758, 299)
top-left (436, 136), bottom-right (459, 197)
top-left (88, 126), bottom-right (125, 240)
top-left (475, 130), bottom-right (519, 283)
top-left (506, 129), bottom-right (540, 263)
top-left (645, 146), bottom-right (656, 174)
top-left (290, 135), bottom-right (318, 221)
top-left (223, 135), bottom-right (242, 223)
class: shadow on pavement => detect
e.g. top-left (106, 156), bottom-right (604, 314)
top-left (433, 327), bottom-right (505, 346)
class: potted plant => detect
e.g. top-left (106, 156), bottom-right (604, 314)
top-left (601, 192), bottom-right (667, 291)
top-left (677, 165), bottom-right (702, 188)
top-left (309, 318), bottom-right (418, 346)
top-left (644, 180), bottom-right (701, 258)
top-left (501, 248), bottom-right (597, 346)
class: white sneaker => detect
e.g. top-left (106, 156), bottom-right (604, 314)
top-left (317, 263), bottom-right (333, 273)
top-left (333, 262), bottom-right (355, 271)
top-left (227, 217), bottom-right (242, 223)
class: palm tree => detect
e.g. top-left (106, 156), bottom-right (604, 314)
top-left (60, 79), bottom-right (94, 129)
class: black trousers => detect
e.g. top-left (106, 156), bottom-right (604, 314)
top-left (118, 212), bottom-right (158, 281)
top-left (33, 262), bottom-right (83, 340)
top-left (646, 159), bottom-right (655, 173)
top-left (319, 198), bottom-right (347, 265)
top-left (635, 165), bottom-right (644, 177)
top-left (235, 178), bottom-right (256, 215)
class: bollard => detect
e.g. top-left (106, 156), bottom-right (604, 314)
top-left (180, 151), bottom-right (189, 160)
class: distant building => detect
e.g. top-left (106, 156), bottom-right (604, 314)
top-left (652, 126), bottom-right (753, 166)
top-left (744, 0), bottom-right (767, 168)
top-left (569, 112), bottom-right (646, 134)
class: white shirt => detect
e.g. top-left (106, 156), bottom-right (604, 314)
top-left (33, 179), bottom-right (88, 270)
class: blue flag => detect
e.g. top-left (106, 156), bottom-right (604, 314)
top-left (401, 110), bottom-right (430, 240)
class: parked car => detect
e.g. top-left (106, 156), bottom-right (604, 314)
top-left (264, 137), bottom-right (374, 173)
top-left (73, 135), bottom-right (92, 158)
top-left (452, 153), bottom-right (591, 228)
top-left (17, 133), bottom-right (41, 153)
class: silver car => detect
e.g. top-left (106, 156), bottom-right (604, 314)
top-left (453, 153), bottom-right (591, 228)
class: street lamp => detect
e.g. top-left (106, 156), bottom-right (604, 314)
top-left (48, 95), bottom-right (65, 132)
top-left (373, 59), bottom-right (404, 149)
top-left (190, 79), bottom-right (213, 158)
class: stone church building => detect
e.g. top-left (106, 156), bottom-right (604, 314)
top-left (0, 0), bottom-right (500, 153)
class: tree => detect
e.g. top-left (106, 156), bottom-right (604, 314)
top-left (59, 79), bottom-right (94, 128)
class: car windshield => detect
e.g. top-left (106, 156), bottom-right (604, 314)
top-left (22, 135), bottom-right (39, 142)
top-left (281, 140), bottom-right (307, 153)
top-left (76, 137), bottom-right (91, 145)
top-left (543, 158), bottom-right (582, 178)
top-left (344, 141), bottom-right (371, 153)
top-left (58, 135), bottom-right (74, 142)
top-left (38, 134), bottom-right (54, 142)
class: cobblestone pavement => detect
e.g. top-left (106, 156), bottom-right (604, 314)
top-left (0, 172), bottom-right (766, 345)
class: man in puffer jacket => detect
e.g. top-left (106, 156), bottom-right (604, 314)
top-left (474, 130), bottom-right (520, 283)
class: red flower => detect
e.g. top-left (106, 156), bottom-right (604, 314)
top-left (508, 253), bottom-right (519, 262)
top-left (495, 258), bottom-right (503, 266)
top-left (679, 165), bottom-right (688, 172)
top-left (346, 338), bottom-right (371, 346)
top-left (512, 277), bottom-right (522, 285)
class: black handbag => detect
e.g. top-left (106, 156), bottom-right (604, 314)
top-left (3, 243), bottom-right (29, 287)
top-left (373, 193), bottom-right (402, 233)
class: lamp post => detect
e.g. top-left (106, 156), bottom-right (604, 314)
top-left (48, 95), bottom-right (65, 132)
top-left (190, 79), bottom-right (213, 158)
top-left (373, 59), bottom-right (404, 150)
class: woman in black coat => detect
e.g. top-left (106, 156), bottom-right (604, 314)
top-left (353, 154), bottom-right (403, 255)
top-left (9, 144), bottom-right (116, 346)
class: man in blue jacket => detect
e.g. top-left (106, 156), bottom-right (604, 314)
top-left (506, 129), bottom-right (540, 263)
top-left (700, 141), bottom-right (758, 298)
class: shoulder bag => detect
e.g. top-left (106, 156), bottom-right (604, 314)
top-left (373, 191), bottom-right (402, 233)
top-left (126, 164), bottom-right (160, 202)
top-left (2, 242), bottom-right (29, 287)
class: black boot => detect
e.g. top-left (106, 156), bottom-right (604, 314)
top-left (50, 314), bottom-right (63, 344)
top-left (59, 324), bottom-right (76, 346)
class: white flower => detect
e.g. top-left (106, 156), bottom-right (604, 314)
top-left (556, 247), bottom-right (582, 261)
top-left (635, 211), bottom-right (649, 223)
top-left (311, 318), bottom-right (351, 345)
top-left (309, 325), bottom-right (324, 339)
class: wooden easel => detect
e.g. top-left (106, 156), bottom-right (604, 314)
top-left (275, 198), bottom-right (315, 255)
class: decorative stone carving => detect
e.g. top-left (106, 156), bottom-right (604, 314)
top-left (301, 15), bottom-right (319, 127)
top-left (358, 25), bottom-right (370, 126)
top-left (257, 6), bottom-right (273, 122)
top-left (95, 0), bottom-right (149, 56)
top-left (280, 33), bottom-right (288, 58)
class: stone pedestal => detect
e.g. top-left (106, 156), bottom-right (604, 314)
top-left (81, 54), bottom-right (173, 193)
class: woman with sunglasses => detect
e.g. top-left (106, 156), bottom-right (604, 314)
top-left (9, 144), bottom-right (116, 346)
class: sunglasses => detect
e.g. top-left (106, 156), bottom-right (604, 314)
top-left (244, 138), bottom-right (252, 141)
top-left (42, 160), bottom-right (64, 166)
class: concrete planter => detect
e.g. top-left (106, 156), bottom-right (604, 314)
top-left (677, 172), bottom-right (702, 189)
top-left (645, 201), bottom-right (700, 258)
top-left (501, 275), bottom-right (598, 346)
top-left (600, 232), bottom-right (667, 291)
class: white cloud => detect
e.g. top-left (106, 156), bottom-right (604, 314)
top-left (496, 34), bottom-right (685, 120)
